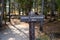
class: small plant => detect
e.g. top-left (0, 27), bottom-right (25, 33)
top-left (36, 35), bottom-right (50, 40)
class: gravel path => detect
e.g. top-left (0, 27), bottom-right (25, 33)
top-left (0, 19), bottom-right (29, 40)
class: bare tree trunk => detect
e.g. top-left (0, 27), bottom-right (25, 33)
top-left (49, 0), bottom-right (56, 22)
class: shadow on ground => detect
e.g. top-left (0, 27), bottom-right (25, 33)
top-left (0, 19), bottom-right (29, 40)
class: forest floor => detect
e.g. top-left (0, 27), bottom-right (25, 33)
top-left (0, 19), bottom-right (60, 40)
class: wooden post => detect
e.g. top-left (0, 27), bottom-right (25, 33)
top-left (29, 22), bottom-right (35, 40)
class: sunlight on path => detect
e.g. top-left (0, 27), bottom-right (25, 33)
top-left (0, 20), bottom-right (29, 40)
